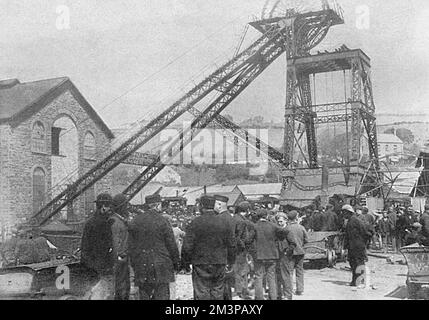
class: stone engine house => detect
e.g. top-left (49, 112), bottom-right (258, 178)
top-left (0, 77), bottom-right (114, 230)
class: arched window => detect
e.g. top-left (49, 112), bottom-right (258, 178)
top-left (33, 167), bottom-right (46, 214)
top-left (84, 132), bottom-right (96, 160)
top-left (31, 121), bottom-right (46, 153)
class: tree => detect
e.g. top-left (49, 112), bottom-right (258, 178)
top-left (215, 164), bottom-right (249, 182)
top-left (318, 132), bottom-right (350, 165)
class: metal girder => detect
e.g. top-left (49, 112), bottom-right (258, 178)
top-left (121, 152), bottom-right (158, 166)
top-left (123, 32), bottom-right (287, 200)
top-left (187, 106), bottom-right (286, 166)
top-left (299, 74), bottom-right (318, 168)
top-left (29, 23), bottom-right (287, 227)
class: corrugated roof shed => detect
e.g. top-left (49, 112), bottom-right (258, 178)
top-left (377, 134), bottom-right (403, 145)
top-left (238, 183), bottom-right (283, 197)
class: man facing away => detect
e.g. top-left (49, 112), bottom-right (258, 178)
top-left (110, 193), bottom-right (131, 300)
top-left (249, 209), bottom-right (296, 300)
top-left (232, 201), bottom-right (256, 300)
top-left (343, 205), bottom-right (373, 287)
top-left (128, 194), bottom-right (180, 300)
top-left (419, 204), bottom-right (429, 240)
top-left (387, 206), bottom-right (398, 252)
top-left (81, 193), bottom-right (115, 300)
top-left (321, 204), bottom-right (339, 232)
top-left (283, 210), bottom-right (308, 300)
top-left (214, 194), bottom-right (235, 300)
top-left (182, 195), bottom-right (236, 300)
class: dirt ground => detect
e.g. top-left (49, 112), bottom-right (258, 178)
top-left (174, 254), bottom-right (410, 300)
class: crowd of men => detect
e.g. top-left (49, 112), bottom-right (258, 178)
top-left (80, 192), bottom-right (309, 300)
top-left (80, 191), bottom-right (429, 300)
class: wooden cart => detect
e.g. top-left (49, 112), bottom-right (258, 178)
top-left (304, 231), bottom-right (346, 268)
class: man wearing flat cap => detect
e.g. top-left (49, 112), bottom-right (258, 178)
top-left (81, 193), bottom-right (115, 299)
top-left (343, 204), bottom-right (373, 287)
top-left (282, 210), bottom-right (308, 300)
top-left (214, 194), bottom-right (235, 300)
top-left (419, 203), bottom-right (429, 240)
top-left (232, 201), bottom-right (256, 299)
top-left (128, 194), bottom-right (180, 300)
top-left (182, 195), bottom-right (236, 300)
top-left (110, 193), bottom-right (131, 300)
top-left (248, 209), bottom-right (296, 300)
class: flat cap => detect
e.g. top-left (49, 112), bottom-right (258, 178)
top-left (342, 204), bottom-right (355, 213)
top-left (287, 210), bottom-right (299, 220)
top-left (238, 201), bottom-right (251, 211)
top-left (112, 193), bottom-right (128, 209)
top-left (145, 194), bottom-right (162, 205)
top-left (255, 208), bottom-right (268, 220)
top-left (200, 195), bottom-right (216, 209)
top-left (214, 195), bottom-right (229, 203)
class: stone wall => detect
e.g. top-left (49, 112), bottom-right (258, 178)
top-left (1, 89), bottom-right (112, 227)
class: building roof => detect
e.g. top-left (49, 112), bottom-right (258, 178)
top-left (0, 77), bottom-right (114, 139)
top-left (237, 183), bottom-right (283, 197)
top-left (206, 185), bottom-right (240, 194)
top-left (377, 134), bottom-right (403, 145)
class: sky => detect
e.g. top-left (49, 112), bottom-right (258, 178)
top-left (1, 0), bottom-right (429, 128)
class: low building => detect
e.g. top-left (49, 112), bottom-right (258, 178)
top-left (377, 133), bottom-right (404, 159)
top-left (238, 183), bottom-right (283, 200)
top-left (0, 77), bottom-right (114, 232)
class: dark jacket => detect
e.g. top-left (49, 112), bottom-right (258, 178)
top-left (321, 210), bottom-right (339, 232)
top-left (387, 211), bottom-right (398, 236)
top-left (81, 210), bottom-right (114, 276)
top-left (232, 214), bottom-right (256, 253)
top-left (109, 213), bottom-right (128, 260)
top-left (128, 209), bottom-right (180, 285)
top-left (359, 213), bottom-right (375, 227)
top-left (182, 210), bottom-right (236, 266)
top-left (420, 212), bottom-right (429, 238)
top-left (250, 219), bottom-right (296, 261)
top-left (312, 213), bottom-right (324, 231)
top-left (344, 215), bottom-right (372, 258)
top-left (286, 222), bottom-right (308, 256)
top-left (378, 218), bottom-right (394, 235)
top-left (301, 214), bottom-right (312, 231)
top-left (404, 214), bottom-right (418, 231)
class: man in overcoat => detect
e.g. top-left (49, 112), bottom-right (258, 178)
top-left (110, 193), bottom-right (131, 300)
top-left (182, 195), bottom-right (236, 300)
top-left (128, 194), bottom-right (180, 300)
top-left (321, 204), bottom-right (339, 231)
top-left (343, 205), bottom-right (373, 287)
top-left (282, 210), bottom-right (308, 299)
top-left (214, 194), bottom-right (235, 300)
top-left (249, 209), bottom-right (296, 300)
top-left (232, 201), bottom-right (255, 299)
top-left (81, 193), bottom-right (115, 299)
